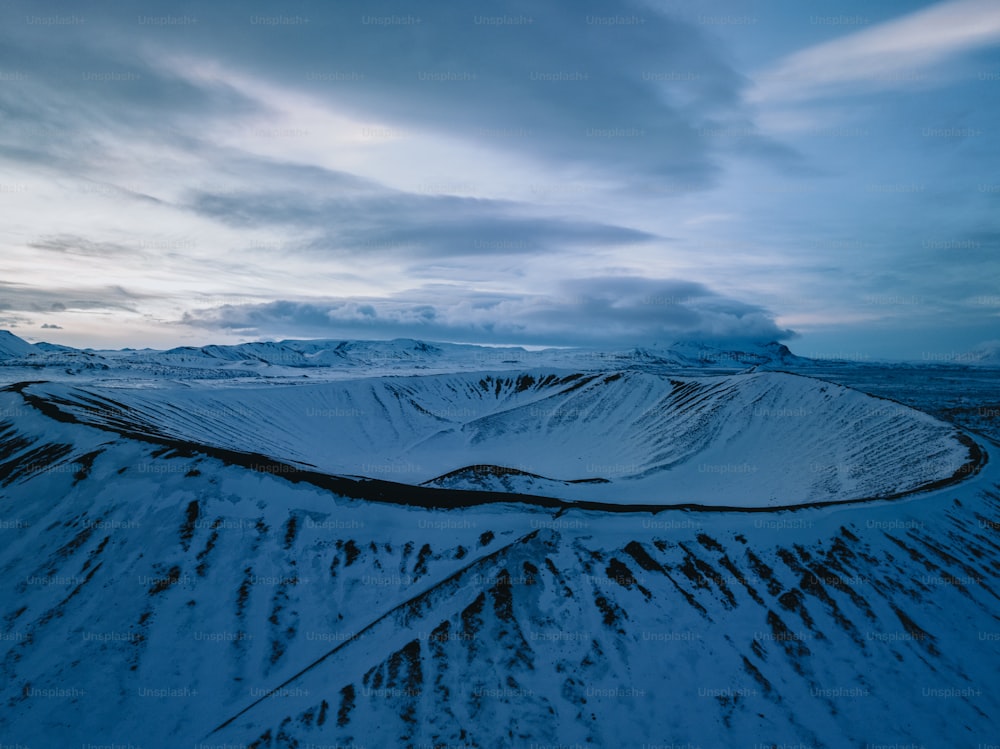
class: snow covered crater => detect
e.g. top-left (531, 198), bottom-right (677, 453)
top-left (22, 369), bottom-right (977, 509)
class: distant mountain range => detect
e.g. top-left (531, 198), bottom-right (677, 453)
top-left (4, 329), bottom-right (999, 381)
top-left (0, 330), bottom-right (822, 375)
top-left (966, 339), bottom-right (1000, 365)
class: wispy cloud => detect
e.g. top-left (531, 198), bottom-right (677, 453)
top-left (749, 0), bottom-right (1000, 103)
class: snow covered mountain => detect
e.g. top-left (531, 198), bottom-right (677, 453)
top-left (965, 340), bottom-right (1000, 366)
top-left (0, 331), bottom-right (35, 360)
top-left (633, 339), bottom-right (805, 368)
top-left (15, 369), bottom-right (974, 507)
top-left (0, 329), bottom-right (814, 381)
top-left (0, 377), bottom-right (996, 748)
top-left (0, 330), bottom-right (997, 747)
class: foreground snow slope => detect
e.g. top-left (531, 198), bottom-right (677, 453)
top-left (0, 385), bottom-right (997, 748)
top-left (24, 369), bottom-right (974, 507)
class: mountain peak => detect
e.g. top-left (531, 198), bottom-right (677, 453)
top-left (968, 340), bottom-right (1000, 366)
top-left (0, 330), bottom-right (36, 359)
top-left (633, 338), bottom-right (800, 367)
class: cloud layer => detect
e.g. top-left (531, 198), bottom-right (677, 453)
top-left (181, 277), bottom-right (794, 346)
top-left (0, 0), bottom-right (997, 357)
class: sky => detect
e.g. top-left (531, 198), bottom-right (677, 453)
top-left (1, 0), bottom-right (998, 360)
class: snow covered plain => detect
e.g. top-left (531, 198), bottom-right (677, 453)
top-left (0, 331), bottom-right (997, 747)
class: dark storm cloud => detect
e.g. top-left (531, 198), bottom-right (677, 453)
top-left (0, 281), bottom-right (144, 314)
top-left (28, 235), bottom-right (136, 257)
top-left (181, 277), bottom-right (794, 346)
top-left (172, 152), bottom-right (657, 259)
top-left (189, 187), bottom-right (657, 257)
top-left (0, 27), bottom-right (262, 126)
top-left (0, 0), bottom-right (797, 185)
top-left (0, 24), bottom-right (265, 179)
top-left (0, 4), bottom-right (669, 265)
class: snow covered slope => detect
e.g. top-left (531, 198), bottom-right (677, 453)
top-left (0, 383), bottom-right (997, 748)
top-left (22, 369), bottom-right (975, 508)
top-left (966, 340), bottom-right (1000, 367)
top-left (0, 331), bottom-right (35, 360)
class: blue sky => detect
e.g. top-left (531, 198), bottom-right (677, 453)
top-left (1, 0), bottom-right (998, 359)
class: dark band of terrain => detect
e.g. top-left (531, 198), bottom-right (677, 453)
top-left (7, 381), bottom-right (987, 516)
